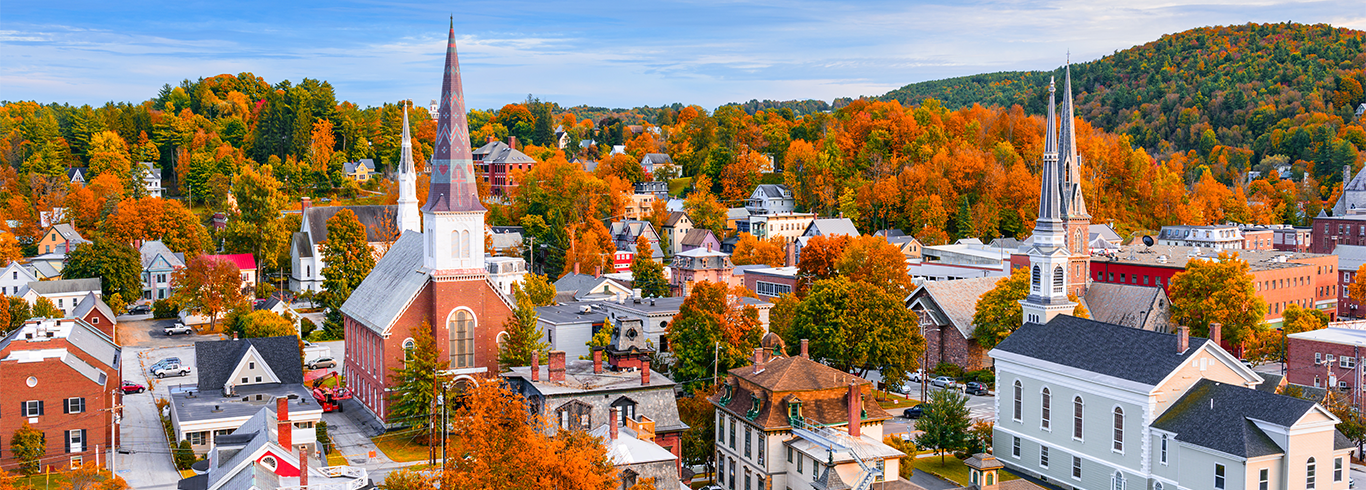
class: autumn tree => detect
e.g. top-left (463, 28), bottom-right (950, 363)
top-left (1247, 303), bottom-right (1328, 364)
top-left (1168, 251), bottom-right (1268, 347)
top-left (6, 296), bottom-right (31, 331)
top-left (520, 273), bottom-right (556, 307)
top-left (730, 233), bottom-right (784, 267)
top-left (222, 163), bottom-right (290, 282)
top-left (677, 385), bottom-right (718, 473)
top-left (1348, 264), bottom-right (1366, 308)
top-left (320, 209), bottom-right (376, 338)
top-left (64, 238), bottom-right (141, 302)
top-left (383, 468), bottom-right (435, 490)
top-left (389, 321), bottom-right (442, 443)
top-left (441, 381), bottom-right (617, 490)
top-left (498, 282), bottom-right (550, 369)
top-left (795, 234), bottom-right (850, 294)
top-left (63, 462), bottom-right (130, 490)
top-left (683, 175), bottom-right (727, 237)
top-left (101, 197), bottom-right (208, 255)
top-left (0, 232), bottom-right (21, 265)
top-left (836, 235), bottom-right (915, 299)
top-left (631, 235), bottom-right (669, 298)
top-left (666, 281), bottom-right (764, 385)
top-left (238, 310), bottom-right (296, 338)
top-left (786, 277), bottom-right (925, 387)
top-left (971, 266), bottom-right (1029, 350)
top-left (86, 131), bottom-right (133, 181)
top-left (171, 255), bottom-right (249, 332)
top-left (9, 422), bottom-right (44, 474)
top-left (33, 296), bottom-right (61, 319)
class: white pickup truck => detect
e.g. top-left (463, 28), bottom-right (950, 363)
top-left (164, 322), bottom-right (193, 336)
top-left (152, 362), bottom-right (191, 378)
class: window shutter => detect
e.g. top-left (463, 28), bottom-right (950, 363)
top-left (19, 402), bottom-right (24, 417)
top-left (38, 400), bottom-right (44, 416)
top-left (66, 431), bottom-right (72, 454)
top-left (64, 399), bottom-right (71, 414)
top-left (81, 430), bottom-right (87, 452)
top-left (77, 398), bottom-right (85, 413)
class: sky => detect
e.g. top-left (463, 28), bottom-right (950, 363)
top-left (2, 1), bottom-right (1364, 112)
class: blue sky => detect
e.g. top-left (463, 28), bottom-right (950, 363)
top-left (2, 1), bottom-right (1363, 111)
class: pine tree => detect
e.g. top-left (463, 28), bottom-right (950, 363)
top-left (497, 283), bottom-right (549, 369)
top-left (631, 235), bottom-right (670, 298)
top-left (389, 321), bottom-right (440, 438)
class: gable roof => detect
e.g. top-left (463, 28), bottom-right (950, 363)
top-left (303, 205), bottom-right (397, 244)
top-left (72, 292), bottom-right (117, 325)
top-left (27, 277), bottom-right (101, 296)
top-left (680, 228), bottom-right (717, 247)
top-left (751, 184), bottom-right (790, 199)
top-left (48, 223), bottom-right (85, 242)
top-left (141, 240), bottom-right (185, 269)
top-left (553, 273), bottom-right (629, 301)
top-left (196, 336), bottom-right (304, 392)
top-left (664, 211), bottom-right (691, 228)
top-left (2, 261), bottom-right (38, 283)
top-left (482, 143), bottom-right (537, 165)
top-left (992, 315), bottom-right (1208, 386)
top-left (342, 159), bottom-right (375, 174)
top-left (337, 231), bottom-right (429, 334)
top-left (714, 355), bottom-right (892, 429)
top-left (1152, 379), bottom-right (1327, 458)
top-left (805, 218), bottom-right (860, 237)
top-left (202, 253), bottom-right (257, 271)
top-left (1083, 283), bottom-right (1169, 330)
top-left (641, 153), bottom-right (673, 165)
top-left (910, 276), bottom-right (1005, 338)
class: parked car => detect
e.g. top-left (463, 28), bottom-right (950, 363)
top-left (164, 322), bottom-right (193, 336)
top-left (908, 370), bottom-right (924, 383)
top-left (150, 357), bottom-right (182, 372)
top-left (127, 304), bottom-right (152, 315)
top-left (931, 376), bottom-right (957, 388)
top-left (121, 381), bottom-right (146, 394)
top-left (964, 381), bottom-right (989, 396)
top-left (307, 357), bottom-right (337, 370)
top-left (152, 363), bottom-right (190, 379)
top-left (903, 405), bottom-right (923, 419)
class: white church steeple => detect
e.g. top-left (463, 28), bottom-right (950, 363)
top-left (396, 104), bottom-right (421, 234)
top-left (1021, 76), bottom-right (1076, 325)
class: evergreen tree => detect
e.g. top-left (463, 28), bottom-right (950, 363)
top-left (174, 439), bottom-right (196, 470)
top-left (497, 282), bottom-right (549, 369)
top-left (915, 388), bottom-right (970, 464)
top-left (532, 101), bottom-right (554, 147)
top-left (320, 209), bottom-right (376, 338)
top-left (631, 235), bottom-right (669, 297)
top-left (389, 321), bottom-right (441, 437)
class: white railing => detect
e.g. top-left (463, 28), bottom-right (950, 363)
top-left (789, 417), bottom-right (880, 490)
top-left (273, 466), bottom-right (368, 490)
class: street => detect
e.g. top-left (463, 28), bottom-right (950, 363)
top-left (882, 382), bottom-right (997, 438)
top-left (114, 314), bottom-right (211, 490)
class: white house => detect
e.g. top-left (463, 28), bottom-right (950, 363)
top-left (0, 261), bottom-right (38, 297)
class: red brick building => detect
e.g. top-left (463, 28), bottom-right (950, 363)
top-left (472, 136), bottom-right (536, 197)
top-left (1311, 214), bottom-right (1366, 254)
top-left (1336, 245), bottom-right (1366, 319)
top-left (1286, 327), bottom-right (1366, 412)
top-left (1089, 246), bottom-right (1338, 326)
top-left (1272, 225), bottom-right (1313, 252)
top-left (742, 266), bottom-right (798, 300)
top-left (338, 24), bottom-right (514, 428)
top-left (0, 318), bottom-right (121, 471)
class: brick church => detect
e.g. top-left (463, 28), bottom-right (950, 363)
top-left (340, 23), bottom-right (515, 427)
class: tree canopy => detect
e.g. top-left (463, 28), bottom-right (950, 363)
top-left (64, 238), bottom-right (142, 302)
top-left (1168, 251), bottom-right (1268, 346)
top-left (785, 276), bottom-right (925, 387)
top-left (971, 266), bottom-right (1030, 350)
top-left (666, 281), bottom-right (764, 386)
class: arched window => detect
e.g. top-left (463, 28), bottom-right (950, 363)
top-left (1012, 381), bottom-right (1023, 422)
top-left (1041, 388), bottom-right (1051, 429)
top-left (1073, 396), bottom-right (1084, 440)
top-left (1308, 457), bottom-right (1317, 489)
top-left (1031, 266), bottom-right (1041, 292)
top-left (1053, 265), bottom-right (1065, 294)
top-left (402, 338), bottom-right (416, 363)
top-left (449, 310), bottom-right (475, 368)
top-left (1160, 434), bottom-right (1168, 464)
top-left (1112, 471), bottom-right (1125, 490)
top-left (461, 230), bottom-right (471, 258)
top-left (1112, 407), bottom-right (1124, 452)
top-left (451, 231), bottom-right (463, 258)
top-left (1154, 483), bottom-right (1163, 490)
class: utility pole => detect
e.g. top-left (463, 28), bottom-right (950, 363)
top-left (528, 236), bottom-right (535, 274)
top-left (713, 342), bottom-right (721, 385)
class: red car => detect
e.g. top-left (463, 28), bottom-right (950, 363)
top-left (121, 381), bottom-right (146, 394)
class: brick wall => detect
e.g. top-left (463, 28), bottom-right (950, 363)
top-left (0, 338), bottom-right (119, 472)
top-left (925, 323), bottom-right (987, 371)
top-left (1286, 336), bottom-right (1364, 411)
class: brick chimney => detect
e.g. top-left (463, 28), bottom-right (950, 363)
top-left (847, 383), bottom-right (862, 437)
top-left (1177, 326), bottom-right (1190, 354)
top-left (1209, 322), bottom-right (1222, 347)
top-left (610, 407), bottom-right (619, 440)
top-left (300, 197), bottom-right (311, 215)
top-left (574, 262), bottom-right (581, 276)
top-left (488, 135), bottom-right (496, 143)
top-left (641, 358), bottom-right (651, 386)
top-left (595, 265), bottom-right (602, 278)
top-left (276, 397), bottom-right (291, 449)
top-left (298, 447), bottom-right (309, 488)
top-left (593, 348), bottom-right (603, 374)
top-left (548, 351), bottom-right (566, 382)
top-left (785, 240), bottom-right (796, 268)
top-left (800, 339), bottom-right (809, 359)
top-left (509, 136), bottom-right (518, 150)
top-left (753, 347), bottom-right (765, 374)
top-left (531, 353), bottom-right (540, 382)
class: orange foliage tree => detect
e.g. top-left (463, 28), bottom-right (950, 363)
top-left (836, 235), bottom-right (915, 298)
top-left (730, 233), bottom-right (785, 267)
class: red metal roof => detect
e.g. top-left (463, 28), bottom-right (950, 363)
top-left (203, 253), bottom-right (257, 271)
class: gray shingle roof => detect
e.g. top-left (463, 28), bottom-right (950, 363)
top-left (140, 240), bottom-right (184, 269)
top-left (195, 336), bottom-right (304, 393)
top-left (1152, 379), bottom-right (1321, 457)
top-left (753, 184), bottom-right (789, 199)
top-left (65, 319), bottom-right (120, 371)
top-left (805, 218), bottom-right (860, 237)
top-left (292, 232), bottom-right (313, 258)
top-left (304, 205), bottom-right (397, 243)
top-left (911, 276), bottom-right (1006, 338)
top-left (50, 223), bottom-right (85, 242)
top-left (993, 315), bottom-right (1207, 386)
top-left (1083, 283), bottom-right (1168, 330)
top-left (641, 153), bottom-right (673, 165)
top-left (337, 231), bottom-right (429, 334)
top-left (72, 292), bottom-right (117, 325)
top-left (342, 159), bottom-right (375, 174)
top-left (27, 277), bottom-right (101, 295)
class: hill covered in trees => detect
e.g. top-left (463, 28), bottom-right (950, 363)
top-left (880, 23), bottom-right (1366, 190)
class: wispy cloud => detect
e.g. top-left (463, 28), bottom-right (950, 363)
top-left (0, 0), bottom-right (1358, 109)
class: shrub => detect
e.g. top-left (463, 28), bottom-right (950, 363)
top-left (9, 423), bottom-right (45, 475)
top-left (931, 362), bottom-right (964, 379)
top-left (254, 282), bottom-right (276, 300)
top-left (316, 421), bottom-right (332, 455)
top-left (153, 299), bottom-right (179, 319)
top-left (884, 436), bottom-right (917, 478)
top-left (963, 369), bottom-right (995, 386)
top-left (300, 317), bottom-right (318, 339)
top-left (174, 439), bottom-right (196, 470)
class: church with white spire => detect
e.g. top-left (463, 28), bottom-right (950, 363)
top-left (337, 21), bottom-right (518, 428)
top-left (1021, 75), bottom-right (1078, 325)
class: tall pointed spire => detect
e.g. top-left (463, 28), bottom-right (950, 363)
top-left (1037, 77), bottom-right (1062, 227)
top-left (423, 18), bottom-right (483, 213)
top-left (1059, 62), bottom-right (1089, 218)
top-left (396, 103), bottom-right (421, 233)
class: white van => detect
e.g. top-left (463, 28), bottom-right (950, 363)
top-left (303, 342), bottom-right (332, 367)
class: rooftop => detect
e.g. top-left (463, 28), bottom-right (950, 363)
top-left (910, 276), bottom-right (1006, 338)
top-left (504, 359), bottom-right (675, 395)
top-left (536, 303), bottom-right (607, 325)
top-left (171, 383), bottom-right (319, 423)
top-left (993, 315), bottom-right (1217, 386)
top-left (1090, 244), bottom-right (1331, 272)
top-left (1287, 327), bottom-right (1366, 346)
top-left (27, 277), bottom-right (101, 296)
top-left (1152, 379), bottom-right (1330, 457)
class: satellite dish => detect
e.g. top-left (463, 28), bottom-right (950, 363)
top-left (1142, 235), bottom-right (1154, 247)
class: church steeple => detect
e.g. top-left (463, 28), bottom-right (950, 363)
top-left (1036, 78), bottom-right (1062, 230)
top-left (1021, 74), bottom-right (1076, 325)
top-left (396, 104), bottom-right (421, 233)
top-left (422, 20), bottom-right (486, 272)
top-left (1059, 62), bottom-right (1089, 219)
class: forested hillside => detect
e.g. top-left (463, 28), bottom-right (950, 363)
top-left (881, 23), bottom-right (1366, 189)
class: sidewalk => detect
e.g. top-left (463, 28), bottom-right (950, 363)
top-left (321, 397), bottom-right (395, 467)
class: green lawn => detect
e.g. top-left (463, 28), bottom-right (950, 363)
top-left (912, 454), bottom-right (1020, 487)
top-left (875, 389), bottom-right (918, 410)
top-left (373, 434), bottom-right (436, 463)
top-left (669, 177), bottom-right (692, 196)
top-left (12, 473), bottom-right (70, 490)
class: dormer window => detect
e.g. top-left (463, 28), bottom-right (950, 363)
top-left (720, 382), bottom-right (734, 404)
top-left (746, 393), bottom-right (762, 420)
top-left (787, 397), bottom-right (802, 421)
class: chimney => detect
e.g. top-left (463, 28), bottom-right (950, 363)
top-left (753, 347), bottom-right (765, 374)
top-left (847, 383), bottom-right (862, 437)
top-left (488, 135), bottom-right (496, 143)
top-left (593, 348), bottom-right (603, 374)
top-left (298, 447), bottom-right (309, 489)
top-left (574, 262), bottom-right (581, 276)
top-left (800, 339), bottom-right (809, 359)
top-left (609, 407), bottom-right (620, 440)
top-left (641, 358), bottom-right (651, 385)
top-left (595, 265), bottom-right (602, 278)
top-left (276, 397), bottom-right (291, 449)
top-left (300, 197), bottom-right (311, 215)
top-left (509, 136), bottom-right (518, 150)
top-left (785, 240), bottom-right (796, 268)
top-left (548, 351), bottom-right (566, 382)
top-left (1177, 326), bottom-right (1190, 354)
top-left (1209, 322), bottom-right (1222, 346)
top-left (531, 353), bottom-right (540, 382)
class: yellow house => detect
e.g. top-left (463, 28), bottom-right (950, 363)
top-left (35, 223), bottom-right (88, 256)
top-left (344, 159), bottom-right (376, 182)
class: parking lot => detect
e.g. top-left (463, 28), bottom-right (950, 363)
top-left (115, 315), bottom-right (209, 489)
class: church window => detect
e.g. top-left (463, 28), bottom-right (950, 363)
top-left (451, 231), bottom-right (462, 258)
top-left (1031, 266), bottom-right (1041, 292)
top-left (1012, 380), bottom-right (1022, 421)
top-left (1053, 266), bottom-right (1065, 294)
top-left (403, 338), bottom-right (416, 363)
top-left (449, 310), bottom-right (475, 368)
top-left (1041, 387), bottom-right (1051, 429)
top-left (462, 230), bottom-right (471, 258)
top-left (1073, 396), bottom-right (1084, 440)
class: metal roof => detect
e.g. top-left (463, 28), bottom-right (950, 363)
top-left (337, 231), bottom-right (429, 334)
